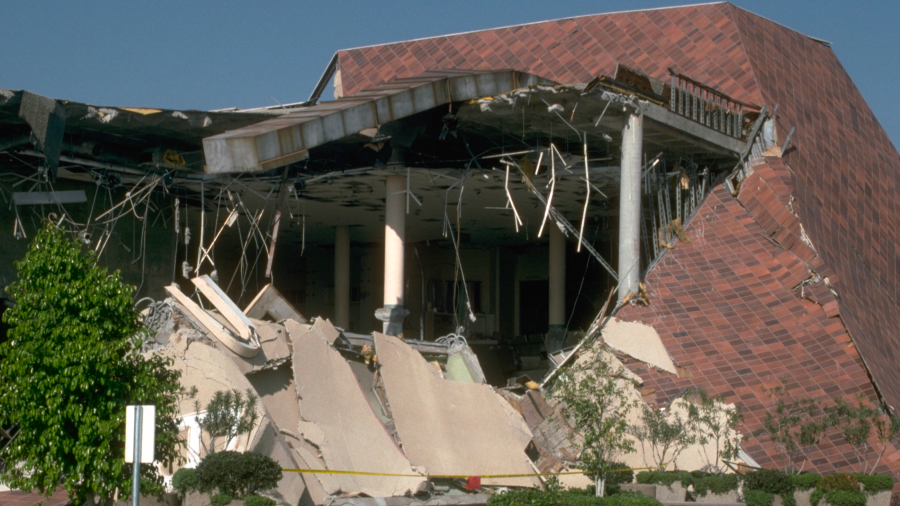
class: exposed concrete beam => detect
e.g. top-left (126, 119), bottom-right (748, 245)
top-left (202, 70), bottom-right (554, 174)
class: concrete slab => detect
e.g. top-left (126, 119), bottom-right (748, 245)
top-left (600, 317), bottom-right (677, 374)
top-left (373, 333), bottom-right (539, 488)
top-left (286, 320), bottom-right (423, 498)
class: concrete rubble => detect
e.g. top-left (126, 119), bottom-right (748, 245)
top-left (142, 273), bottom-right (755, 506)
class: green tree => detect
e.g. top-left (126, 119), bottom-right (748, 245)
top-left (685, 389), bottom-right (744, 473)
top-left (752, 380), bottom-right (830, 473)
top-left (554, 345), bottom-right (636, 497)
top-left (629, 403), bottom-right (697, 471)
top-left (0, 222), bottom-right (183, 505)
top-left (195, 389), bottom-right (259, 455)
top-left (825, 395), bottom-right (900, 474)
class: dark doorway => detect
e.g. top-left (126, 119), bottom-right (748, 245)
top-left (519, 280), bottom-right (548, 335)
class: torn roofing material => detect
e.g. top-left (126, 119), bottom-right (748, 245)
top-left (201, 70), bottom-right (555, 174)
top-left (373, 332), bottom-right (539, 488)
top-left (286, 320), bottom-right (424, 498)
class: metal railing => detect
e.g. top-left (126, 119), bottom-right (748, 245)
top-left (669, 69), bottom-right (759, 140)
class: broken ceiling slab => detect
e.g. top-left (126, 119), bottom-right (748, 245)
top-left (161, 330), bottom-right (314, 506)
top-left (373, 333), bottom-right (539, 488)
top-left (245, 283), bottom-right (307, 323)
top-left (165, 284), bottom-right (260, 358)
top-left (12, 190), bottom-right (86, 205)
top-left (202, 70), bottom-right (554, 173)
top-left (191, 274), bottom-right (258, 344)
top-left (285, 320), bottom-right (424, 498)
top-left (247, 365), bottom-right (329, 505)
top-left (208, 316), bottom-right (292, 375)
top-left (600, 317), bottom-right (677, 375)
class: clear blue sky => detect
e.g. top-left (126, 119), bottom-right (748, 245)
top-left (2, 1), bottom-right (898, 147)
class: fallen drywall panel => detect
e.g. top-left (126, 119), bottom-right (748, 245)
top-left (600, 317), bottom-right (677, 374)
top-left (373, 333), bottom-right (539, 488)
top-left (286, 320), bottom-right (423, 498)
top-left (245, 283), bottom-right (307, 323)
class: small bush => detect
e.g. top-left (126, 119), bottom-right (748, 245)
top-left (636, 471), bottom-right (693, 490)
top-left (693, 473), bottom-right (740, 497)
top-left (605, 462), bottom-right (636, 495)
top-left (172, 467), bottom-right (199, 498)
top-left (487, 489), bottom-right (661, 506)
top-left (210, 493), bottom-right (233, 506)
top-left (745, 490), bottom-right (776, 506)
top-left (793, 473), bottom-right (823, 491)
top-left (603, 491), bottom-right (664, 506)
top-left (811, 490), bottom-right (867, 506)
top-left (817, 474), bottom-right (859, 493)
top-left (244, 495), bottom-right (277, 506)
top-left (196, 451), bottom-right (283, 497)
top-left (851, 473), bottom-right (893, 493)
top-left (744, 469), bottom-right (795, 495)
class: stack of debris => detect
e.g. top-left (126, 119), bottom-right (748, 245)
top-left (146, 275), bottom-right (754, 506)
top-left (150, 278), bottom-right (540, 505)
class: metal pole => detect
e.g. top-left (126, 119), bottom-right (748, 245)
top-left (132, 406), bottom-right (142, 506)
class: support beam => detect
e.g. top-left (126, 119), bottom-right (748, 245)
top-left (618, 111), bottom-right (643, 303)
top-left (334, 225), bottom-right (351, 330)
top-left (377, 173), bottom-right (408, 335)
top-left (547, 224), bottom-right (566, 353)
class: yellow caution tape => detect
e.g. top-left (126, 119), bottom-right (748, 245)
top-left (282, 465), bottom-right (666, 479)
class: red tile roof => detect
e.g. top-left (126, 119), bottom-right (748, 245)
top-left (333, 1), bottom-right (900, 449)
top-left (616, 157), bottom-right (900, 477)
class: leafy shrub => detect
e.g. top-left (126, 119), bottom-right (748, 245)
top-left (793, 473), bottom-right (822, 491)
top-left (692, 473), bottom-right (740, 497)
top-left (817, 474), bottom-right (859, 493)
top-left (745, 490), bottom-right (776, 506)
top-left (244, 495), bottom-right (277, 506)
top-left (603, 491), bottom-right (664, 506)
top-left (196, 451), bottom-right (283, 497)
top-left (744, 469), bottom-right (795, 495)
top-left (604, 462), bottom-right (636, 495)
top-left (171, 468), bottom-right (199, 498)
top-left (487, 489), bottom-right (661, 506)
top-left (851, 473), bottom-right (892, 493)
top-left (811, 490), bottom-right (867, 506)
top-left (210, 493), bottom-right (233, 506)
top-left (636, 471), bottom-right (693, 490)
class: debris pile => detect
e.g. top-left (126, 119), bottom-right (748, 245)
top-left (146, 276), bottom-right (751, 506)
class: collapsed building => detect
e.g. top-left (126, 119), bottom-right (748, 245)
top-left (2, 1), bottom-right (900, 504)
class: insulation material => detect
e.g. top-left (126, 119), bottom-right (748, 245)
top-left (285, 320), bottom-right (423, 498)
top-left (600, 317), bottom-right (677, 374)
top-left (373, 333), bottom-right (539, 488)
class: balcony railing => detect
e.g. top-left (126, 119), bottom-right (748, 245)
top-left (669, 69), bottom-right (760, 140)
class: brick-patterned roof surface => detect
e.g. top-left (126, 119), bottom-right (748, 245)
top-left (334, 1), bottom-right (900, 437)
top-left (0, 488), bottom-right (71, 506)
top-left (617, 157), bottom-right (900, 476)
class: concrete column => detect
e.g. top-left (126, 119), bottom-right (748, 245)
top-left (334, 225), bottom-right (350, 330)
top-left (618, 110), bottom-right (643, 303)
top-left (546, 224), bottom-right (567, 353)
top-left (376, 174), bottom-right (408, 335)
